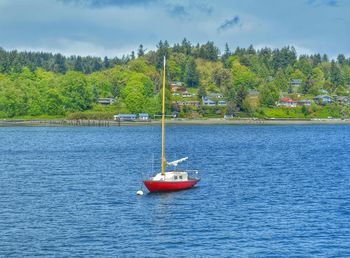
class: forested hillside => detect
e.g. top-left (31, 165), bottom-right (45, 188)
top-left (1, 39), bottom-right (350, 119)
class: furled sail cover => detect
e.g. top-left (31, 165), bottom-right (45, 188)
top-left (166, 157), bottom-right (188, 167)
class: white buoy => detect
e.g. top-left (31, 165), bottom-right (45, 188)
top-left (136, 190), bottom-right (144, 196)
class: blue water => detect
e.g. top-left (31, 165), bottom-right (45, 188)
top-left (0, 125), bottom-right (350, 257)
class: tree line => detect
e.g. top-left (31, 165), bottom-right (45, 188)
top-left (0, 39), bottom-right (350, 118)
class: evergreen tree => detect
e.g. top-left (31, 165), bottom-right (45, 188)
top-left (247, 44), bottom-right (256, 55)
top-left (322, 54), bottom-right (329, 62)
top-left (74, 56), bottom-right (83, 72)
top-left (52, 54), bottom-right (66, 74)
top-left (330, 61), bottom-right (342, 87)
top-left (274, 68), bottom-right (288, 91)
top-left (137, 44), bottom-right (145, 57)
top-left (103, 56), bottom-right (110, 69)
top-left (199, 41), bottom-right (219, 61)
top-left (156, 40), bottom-right (170, 69)
top-left (221, 43), bottom-right (231, 66)
top-left (337, 54), bottom-right (346, 65)
top-left (184, 57), bottom-right (199, 87)
top-left (181, 38), bottom-right (192, 55)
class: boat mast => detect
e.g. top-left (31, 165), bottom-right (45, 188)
top-left (161, 56), bottom-right (166, 176)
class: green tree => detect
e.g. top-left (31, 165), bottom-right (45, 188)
top-left (274, 68), bottom-right (288, 91)
top-left (330, 60), bottom-right (342, 88)
top-left (227, 83), bottom-right (248, 112)
top-left (52, 54), bottom-right (66, 74)
top-left (197, 86), bottom-right (207, 99)
top-left (124, 91), bottom-right (144, 113)
top-left (231, 61), bottom-right (256, 89)
top-left (309, 67), bottom-right (325, 95)
top-left (103, 56), bottom-right (110, 69)
top-left (138, 44), bottom-right (145, 57)
top-left (259, 82), bottom-right (280, 107)
top-left (184, 57), bottom-right (199, 87)
top-left (60, 71), bottom-right (93, 112)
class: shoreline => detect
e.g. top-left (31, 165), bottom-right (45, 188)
top-left (1, 118), bottom-right (350, 127)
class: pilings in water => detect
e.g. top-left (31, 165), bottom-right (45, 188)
top-left (48, 119), bottom-right (111, 126)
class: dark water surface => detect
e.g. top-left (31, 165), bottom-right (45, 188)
top-left (0, 125), bottom-right (350, 257)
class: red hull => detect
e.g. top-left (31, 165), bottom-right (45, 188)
top-left (143, 179), bottom-right (200, 192)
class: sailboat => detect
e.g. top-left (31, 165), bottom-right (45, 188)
top-left (143, 56), bottom-right (200, 193)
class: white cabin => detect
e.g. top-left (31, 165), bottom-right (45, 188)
top-left (151, 171), bottom-right (189, 182)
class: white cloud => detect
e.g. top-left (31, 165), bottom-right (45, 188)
top-left (0, 0), bottom-right (349, 57)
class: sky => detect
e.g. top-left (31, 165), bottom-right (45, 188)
top-left (0, 0), bottom-right (349, 58)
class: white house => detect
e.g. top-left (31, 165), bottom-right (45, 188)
top-left (138, 113), bottom-right (149, 120)
top-left (277, 97), bottom-right (297, 108)
top-left (202, 96), bottom-right (216, 106)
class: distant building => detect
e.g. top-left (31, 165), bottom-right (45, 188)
top-left (248, 90), bottom-right (259, 95)
top-left (176, 101), bottom-right (200, 107)
top-left (277, 97), bottom-right (297, 108)
top-left (171, 111), bottom-right (179, 118)
top-left (334, 96), bottom-right (350, 105)
top-left (181, 91), bottom-right (192, 98)
top-left (289, 79), bottom-right (302, 87)
top-left (217, 100), bottom-right (227, 106)
top-left (170, 82), bottom-right (185, 93)
top-left (98, 98), bottom-right (115, 105)
top-left (289, 79), bottom-right (302, 93)
top-left (224, 114), bottom-right (234, 119)
top-left (170, 81), bottom-right (182, 87)
top-left (202, 96), bottom-right (216, 106)
top-left (208, 93), bottom-right (224, 99)
top-left (172, 93), bottom-right (180, 96)
top-left (314, 95), bottom-right (332, 105)
top-left (113, 114), bottom-right (137, 121)
top-left (138, 113), bottom-right (149, 120)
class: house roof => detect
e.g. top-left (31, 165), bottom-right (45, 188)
top-left (315, 95), bottom-right (331, 98)
top-left (280, 97), bottom-right (296, 103)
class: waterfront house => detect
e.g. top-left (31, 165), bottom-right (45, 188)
top-left (113, 114), bottom-right (137, 121)
top-left (277, 97), bottom-right (297, 108)
top-left (138, 113), bottom-right (149, 120)
top-left (314, 95), bottom-right (332, 105)
top-left (202, 96), bottom-right (216, 106)
top-left (224, 114), bottom-right (233, 119)
top-left (98, 98), bottom-right (115, 105)
top-left (334, 96), bottom-right (350, 105)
